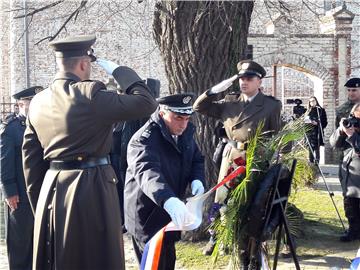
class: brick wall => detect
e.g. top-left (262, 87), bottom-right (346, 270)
top-left (1, 0), bottom-right (360, 163)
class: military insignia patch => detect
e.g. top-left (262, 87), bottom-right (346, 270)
top-left (182, 96), bottom-right (192, 104)
top-left (241, 63), bottom-right (250, 70)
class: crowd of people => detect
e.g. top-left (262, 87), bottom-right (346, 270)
top-left (0, 33), bottom-right (360, 270)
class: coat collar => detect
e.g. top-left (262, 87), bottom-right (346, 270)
top-left (53, 72), bottom-right (81, 83)
top-left (234, 91), bottom-right (266, 127)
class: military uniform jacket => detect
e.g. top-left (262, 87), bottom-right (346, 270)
top-left (0, 114), bottom-right (29, 201)
top-left (22, 67), bottom-right (157, 270)
top-left (330, 129), bottom-right (360, 198)
top-left (193, 90), bottom-right (282, 143)
top-left (124, 111), bottom-right (205, 243)
top-left (336, 100), bottom-right (355, 128)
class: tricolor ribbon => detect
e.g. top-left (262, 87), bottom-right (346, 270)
top-left (140, 165), bottom-right (246, 270)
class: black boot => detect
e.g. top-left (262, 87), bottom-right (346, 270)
top-left (342, 198), bottom-right (360, 242)
top-left (340, 229), bottom-right (360, 242)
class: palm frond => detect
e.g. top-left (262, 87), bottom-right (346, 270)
top-left (212, 118), bottom-right (312, 267)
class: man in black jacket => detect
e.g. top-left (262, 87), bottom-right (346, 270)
top-left (0, 86), bottom-right (43, 270)
top-left (125, 93), bottom-right (205, 270)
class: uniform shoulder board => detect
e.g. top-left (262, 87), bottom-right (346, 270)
top-left (228, 90), bottom-right (240, 95)
top-left (74, 80), bottom-right (107, 98)
top-left (225, 91), bottom-right (240, 101)
top-left (1, 114), bottom-right (16, 126)
top-left (140, 123), bottom-right (157, 139)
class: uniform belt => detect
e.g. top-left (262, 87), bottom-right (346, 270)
top-left (49, 156), bottom-right (111, 170)
top-left (228, 140), bottom-right (248, 151)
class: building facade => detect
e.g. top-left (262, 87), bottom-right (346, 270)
top-left (0, 0), bottom-right (359, 163)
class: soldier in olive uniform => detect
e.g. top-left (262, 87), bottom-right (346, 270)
top-left (335, 78), bottom-right (360, 128)
top-left (193, 60), bottom-right (281, 266)
top-left (22, 35), bottom-right (157, 270)
top-left (332, 78), bottom-right (360, 242)
top-left (0, 86), bottom-right (42, 270)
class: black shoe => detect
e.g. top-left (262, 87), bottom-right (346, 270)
top-left (340, 230), bottom-right (360, 242)
top-left (202, 240), bottom-right (215, 256)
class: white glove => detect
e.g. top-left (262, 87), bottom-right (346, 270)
top-left (96, 59), bottom-right (120, 75)
top-left (163, 197), bottom-right (193, 228)
top-left (208, 74), bottom-right (239, 95)
top-left (191, 180), bottom-right (205, 196)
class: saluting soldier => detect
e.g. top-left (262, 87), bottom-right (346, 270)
top-left (22, 35), bottom-right (158, 270)
top-left (193, 60), bottom-right (282, 266)
top-left (0, 86), bottom-right (42, 270)
top-left (336, 78), bottom-right (360, 128)
top-left (125, 93), bottom-right (205, 270)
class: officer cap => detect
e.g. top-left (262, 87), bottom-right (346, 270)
top-left (157, 93), bottom-right (194, 115)
top-left (12, 86), bottom-right (43, 100)
top-left (237, 60), bottom-right (266, 79)
top-left (49, 35), bottom-right (97, 62)
top-left (344, 78), bottom-right (360, 88)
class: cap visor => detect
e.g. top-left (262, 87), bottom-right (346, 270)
top-left (238, 72), bottom-right (260, 78)
top-left (168, 108), bottom-right (194, 115)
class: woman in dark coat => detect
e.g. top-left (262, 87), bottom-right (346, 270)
top-left (304, 96), bottom-right (328, 163)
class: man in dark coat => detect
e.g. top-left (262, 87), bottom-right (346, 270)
top-left (193, 60), bottom-right (282, 266)
top-left (22, 35), bottom-right (158, 270)
top-left (330, 101), bottom-right (360, 242)
top-left (0, 86), bottom-right (42, 270)
top-left (125, 93), bottom-right (205, 270)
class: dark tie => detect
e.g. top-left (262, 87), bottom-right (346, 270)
top-left (244, 100), bottom-right (250, 107)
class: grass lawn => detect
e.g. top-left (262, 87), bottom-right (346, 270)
top-left (175, 187), bottom-right (358, 269)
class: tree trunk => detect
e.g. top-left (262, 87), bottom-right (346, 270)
top-left (153, 1), bottom-right (254, 240)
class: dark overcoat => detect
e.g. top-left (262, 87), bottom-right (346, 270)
top-left (330, 129), bottom-right (360, 198)
top-left (124, 112), bottom-right (204, 243)
top-left (22, 67), bottom-right (157, 270)
top-left (0, 114), bottom-right (33, 270)
top-left (305, 106), bottom-right (327, 147)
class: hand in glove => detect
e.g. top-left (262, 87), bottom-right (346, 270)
top-left (191, 180), bottom-right (205, 196)
top-left (208, 74), bottom-right (239, 95)
top-left (96, 59), bottom-right (120, 75)
top-left (163, 197), bottom-right (193, 228)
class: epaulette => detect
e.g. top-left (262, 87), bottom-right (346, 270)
top-left (225, 91), bottom-right (240, 101)
top-left (140, 122), bottom-right (157, 140)
top-left (228, 90), bottom-right (241, 96)
top-left (73, 80), bottom-right (107, 98)
top-left (266, 95), bottom-right (281, 102)
top-left (1, 114), bottom-right (16, 126)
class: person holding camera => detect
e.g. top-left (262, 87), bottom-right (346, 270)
top-left (304, 96), bottom-right (328, 163)
top-left (330, 103), bottom-right (360, 242)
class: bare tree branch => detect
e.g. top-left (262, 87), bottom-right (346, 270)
top-left (13, 1), bottom-right (65, 19)
top-left (35, 1), bottom-right (88, 45)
